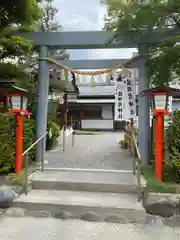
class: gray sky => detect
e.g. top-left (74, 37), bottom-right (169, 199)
top-left (53, 0), bottom-right (137, 60)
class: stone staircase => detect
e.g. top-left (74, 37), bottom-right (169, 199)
top-left (12, 169), bottom-right (146, 223)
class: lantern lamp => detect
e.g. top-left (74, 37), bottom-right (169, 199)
top-left (151, 93), bottom-right (169, 110)
top-left (7, 94), bottom-right (28, 113)
top-left (0, 81), bottom-right (32, 173)
top-left (140, 86), bottom-right (180, 113)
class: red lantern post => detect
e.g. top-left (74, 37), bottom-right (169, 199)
top-left (0, 82), bottom-right (32, 173)
top-left (16, 112), bottom-right (23, 172)
top-left (7, 93), bottom-right (31, 173)
top-left (152, 108), bottom-right (168, 181)
top-left (140, 87), bottom-right (180, 181)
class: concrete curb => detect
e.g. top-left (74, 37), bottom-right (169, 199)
top-left (2, 207), bottom-right (144, 224)
top-left (35, 168), bottom-right (133, 173)
top-left (3, 207), bottom-right (180, 226)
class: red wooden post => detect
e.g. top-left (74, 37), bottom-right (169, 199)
top-left (15, 113), bottom-right (23, 173)
top-left (153, 109), bottom-right (168, 181)
top-left (140, 86), bottom-right (180, 181)
top-left (155, 114), bottom-right (163, 181)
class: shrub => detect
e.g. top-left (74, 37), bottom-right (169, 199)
top-left (23, 117), bottom-right (36, 161)
top-left (46, 117), bottom-right (60, 150)
top-left (165, 110), bottom-right (180, 183)
top-left (119, 139), bottom-right (128, 149)
top-left (0, 113), bottom-right (35, 173)
top-left (0, 113), bottom-right (16, 173)
top-left (0, 109), bottom-right (61, 172)
top-left (6, 170), bottom-right (25, 186)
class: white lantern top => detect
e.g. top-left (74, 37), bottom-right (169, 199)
top-left (153, 94), bottom-right (168, 110)
top-left (7, 94), bottom-right (28, 111)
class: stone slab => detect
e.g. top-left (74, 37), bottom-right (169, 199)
top-left (32, 170), bottom-right (137, 193)
top-left (143, 192), bottom-right (180, 217)
top-left (13, 189), bottom-right (146, 222)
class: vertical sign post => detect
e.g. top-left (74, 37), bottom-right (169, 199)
top-left (114, 79), bottom-right (125, 121)
top-left (122, 70), bottom-right (136, 123)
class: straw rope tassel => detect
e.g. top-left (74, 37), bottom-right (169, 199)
top-left (90, 75), bottom-right (95, 87)
top-left (40, 54), bottom-right (148, 76)
top-left (106, 72), bottom-right (111, 84)
top-left (65, 69), bottom-right (68, 81)
top-left (60, 69), bottom-right (66, 81)
top-left (76, 73), bottom-right (80, 84)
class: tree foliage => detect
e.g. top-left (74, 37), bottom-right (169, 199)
top-left (0, 0), bottom-right (42, 172)
top-left (165, 110), bottom-right (180, 183)
top-left (25, 0), bottom-right (69, 74)
top-left (0, 0), bottom-right (62, 173)
top-left (39, 0), bottom-right (69, 59)
top-left (0, 113), bottom-right (36, 173)
top-left (0, 0), bottom-right (41, 30)
top-left (0, 0), bottom-right (42, 88)
top-left (105, 0), bottom-right (180, 86)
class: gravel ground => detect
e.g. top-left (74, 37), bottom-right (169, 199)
top-left (0, 217), bottom-right (180, 240)
top-left (44, 132), bottom-right (133, 170)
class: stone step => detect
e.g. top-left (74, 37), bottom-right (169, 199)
top-left (31, 169), bottom-right (137, 194)
top-left (12, 189), bottom-right (146, 223)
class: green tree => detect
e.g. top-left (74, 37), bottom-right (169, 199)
top-left (0, 0), bottom-right (42, 90)
top-left (105, 0), bottom-right (180, 86)
top-left (0, 0), bottom-right (41, 30)
top-left (40, 0), bottom-right (69, 59)
top-left (0, 0), bottom-right (42, 172)
top-left (26, 0), bottom-right (69, 75)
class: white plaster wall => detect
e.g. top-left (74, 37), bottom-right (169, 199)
top-left (172, 101), bottom-right (180, 111)
top-left (81, 120), bottom-right (114, 130)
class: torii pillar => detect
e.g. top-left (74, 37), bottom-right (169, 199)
top-left (36, 46), bottom-right (49, 163)
top-left (138, 44), bottom-right (149, 165)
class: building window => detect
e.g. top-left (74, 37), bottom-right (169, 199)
top-left (68, 110), bottom-right (80, 119)
top-left (173, 96), bottom-right (180, 99)
top-left (83, 107), bottom-right (102, 119)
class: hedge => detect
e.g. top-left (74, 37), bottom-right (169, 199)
top-left (0, 113), bottom-right (35, 173)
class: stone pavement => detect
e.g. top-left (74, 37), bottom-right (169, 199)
top-left (44, 132), bottom-right (133, 170)
top-left (0, 217), bottom-right (180, 240)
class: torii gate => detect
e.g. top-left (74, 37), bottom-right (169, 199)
top-left (18, 28), bottom-right (178, 165)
